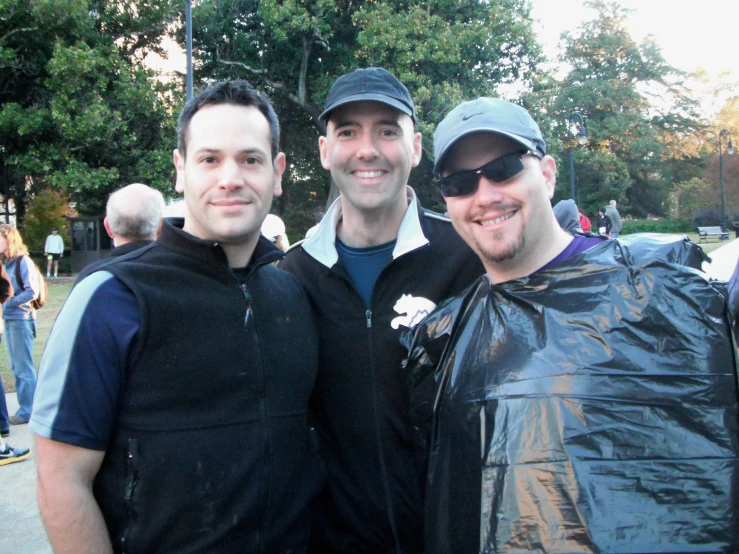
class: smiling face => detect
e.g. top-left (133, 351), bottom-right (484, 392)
top-left (319, 101), bottom-right (422, 220)
top-left (173, 103), bottom-right (284, 254)
top-left (441, 132), bottom-right (561, 279)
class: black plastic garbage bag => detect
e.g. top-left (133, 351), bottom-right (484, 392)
top-left (404, 235), bottom-right (739, 553)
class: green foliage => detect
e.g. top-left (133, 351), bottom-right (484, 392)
top-left (526, 0), bottom-right (702, 220)
top-left (21, 189), bottom-right (72, 253)
top-left (0, 0), bottom-right (180, 220)
top-left (190, 0), bottom-right (542, 235)
top-left (668, 177), bottom-right (717, 220)
top-left (620, 218), bottom-right (693, 235)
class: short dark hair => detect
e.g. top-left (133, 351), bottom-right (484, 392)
top-left (177, 81), bottom-right (281, 160)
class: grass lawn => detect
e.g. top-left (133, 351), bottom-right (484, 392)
top-left (1, 278), bottom-right (73, 393)
top-left (0, 233), bottom-right (734, 393)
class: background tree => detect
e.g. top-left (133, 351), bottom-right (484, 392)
top-left (0, 0), bottom-right (180, 223)
top-left (189, 0), bottom-right (543, 237)
top-left (21, 189), bottom-right (75, 253)
top-left (528, 0), bottom-right (702, 220)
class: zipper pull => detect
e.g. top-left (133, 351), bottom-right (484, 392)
top-left (241, 285), bottom-right (253, 326)
top-left (365, 309), bottom-right (372, 328)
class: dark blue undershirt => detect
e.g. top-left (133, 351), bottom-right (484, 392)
top-left (538, 235), bottom-right (605, 273)
top-left (336, 238), bottom-right (396, 309)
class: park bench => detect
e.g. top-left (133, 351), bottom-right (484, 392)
top-left (697, 226), bottom-right (730, 243)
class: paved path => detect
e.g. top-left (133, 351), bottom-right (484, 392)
top-left (0, 393), bottom-right (53, 553)
top-left (702, 237), bottom-right (739, 281)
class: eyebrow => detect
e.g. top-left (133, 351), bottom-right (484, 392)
top-left (193, 147), bottom-right (268, 157)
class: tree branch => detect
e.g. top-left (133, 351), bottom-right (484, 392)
top-left (216, 48), bottom-right (323, 126)
top-left (298, 35), bottom-right (312, 105)
top-left (0, 26), bottom-right (38, 46)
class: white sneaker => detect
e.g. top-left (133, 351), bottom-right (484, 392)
top-left (0, 444), bottom-right (30, 466)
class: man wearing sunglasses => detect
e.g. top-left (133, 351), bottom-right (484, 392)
top-left (404, 97), bottom-right (739, 553)
top-left (280, 68), bottom-right (483, 554)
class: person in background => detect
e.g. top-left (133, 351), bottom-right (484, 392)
top-left (0, 224), bottom-right (39, 426)
top-left (552, 199), bottom-right (583, 234)
top-left (76, 183), bottom-right (165, 283)
top-left (578, 207), bottom-right (591, 233)
top-left (0, 264), bottom-right (14, 438)
top-left (605, 199), bottom-right (623, 238)
top-left (44, 228), bottom-right (64, 278)
top-left (261, 213), bottom-right (290, 252)
top-left (596, 207), bottom-right (612, 236)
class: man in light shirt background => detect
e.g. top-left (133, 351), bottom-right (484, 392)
top-left (43, 228), bottom-right (64, 278)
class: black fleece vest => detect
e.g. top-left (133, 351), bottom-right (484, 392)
top-left (92, 220), bottom-right (321, 554)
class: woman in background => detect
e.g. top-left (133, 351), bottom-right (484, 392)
top-left (0, 224), bottom-right (39, 426)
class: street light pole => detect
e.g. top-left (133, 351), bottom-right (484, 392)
top-left (719, 129), bottom-right (734, 231)
top-left (186, 0), bottom-right (193, 101)
top-left (568, 113), bottom-right (587, 201)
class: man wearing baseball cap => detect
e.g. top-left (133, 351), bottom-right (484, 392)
top-left (405, 98), bottom-right (739, 552)
top-left (281, 68), bottom-right (483, 553)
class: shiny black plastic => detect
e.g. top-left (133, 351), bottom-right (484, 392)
top-left (405, 235), bottom-right (738, 553)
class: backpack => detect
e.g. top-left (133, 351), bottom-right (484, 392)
top-left (13, 256), bottom-right (48, 310)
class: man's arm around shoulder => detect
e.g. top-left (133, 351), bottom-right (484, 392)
top-left (35, 436), bottom-right (112, 553)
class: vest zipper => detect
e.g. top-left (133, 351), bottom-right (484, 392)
top-left (121, 438), bottom-right (139, 554)
top-left (240, 281), bottom-right (268, 551)
top-left (366, 309), bottom-right (372, 328)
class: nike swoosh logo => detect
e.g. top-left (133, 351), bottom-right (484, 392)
top-left (462, 112), bottom-right (484, 121)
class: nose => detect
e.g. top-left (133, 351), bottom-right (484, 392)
top-left (355, 133), bottom-right (379, 161)
top-left (218, 158), bottom-right (245, 190)
top-left (473, 175), bottom-right (505, 205)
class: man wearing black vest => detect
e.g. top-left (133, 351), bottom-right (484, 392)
top-left (31, 82), bottom-right (321, 553)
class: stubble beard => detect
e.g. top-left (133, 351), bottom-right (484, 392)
top-left (475, 229), bottom-right (526, 265)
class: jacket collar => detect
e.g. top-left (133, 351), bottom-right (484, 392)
top-left (111, 240), bottom-right (154, 256)
top-left (302, 186), bottom-right (429, 268)
top-left (160, 218), bottom-right (283, 269)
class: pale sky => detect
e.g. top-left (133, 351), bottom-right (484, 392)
top-left (530, 0), bottom-right (738, 95)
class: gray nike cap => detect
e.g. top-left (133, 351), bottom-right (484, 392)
top-left (433, 97), bottom-right (547, 174)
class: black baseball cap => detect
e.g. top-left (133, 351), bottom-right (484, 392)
top-left (433, 97), bottom-right (547, 174)
top-left (319, 67), bottom-right (416, 124)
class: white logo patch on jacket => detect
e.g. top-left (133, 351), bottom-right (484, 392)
top-left (391, 294), bottom-right (437, 330)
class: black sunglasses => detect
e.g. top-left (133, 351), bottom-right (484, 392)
top-left (434, 150), bottom-right (543, 197)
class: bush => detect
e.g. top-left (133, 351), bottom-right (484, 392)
top-left (691, 205), bottom-right (723, 228)
top-left (22, 189), bottom-right (73, 253)
top-left (621, 218), bottom-right (693, 235)
top-left (30, 254), bottom-right (72, 276)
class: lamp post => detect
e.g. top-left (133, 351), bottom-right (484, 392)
top-left (568, 112), bottom-right (587, 201)
top-left (186, 0), bottom-right (193, 101)
top-left (719, 129), bottom-right (734, 231)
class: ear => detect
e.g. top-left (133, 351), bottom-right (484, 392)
top-left (318, 136), bottom-right (331, 170)
top-left (173, 149), bottom-right (185, 193)
top-left (272, 152), bottom-right (286, 198)
top-left (540, 155), bottom-right (557, 199)
top-left (411, 132), bottom-right (422, 168)
top-left (103, 217), bottom-right (115, 239)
